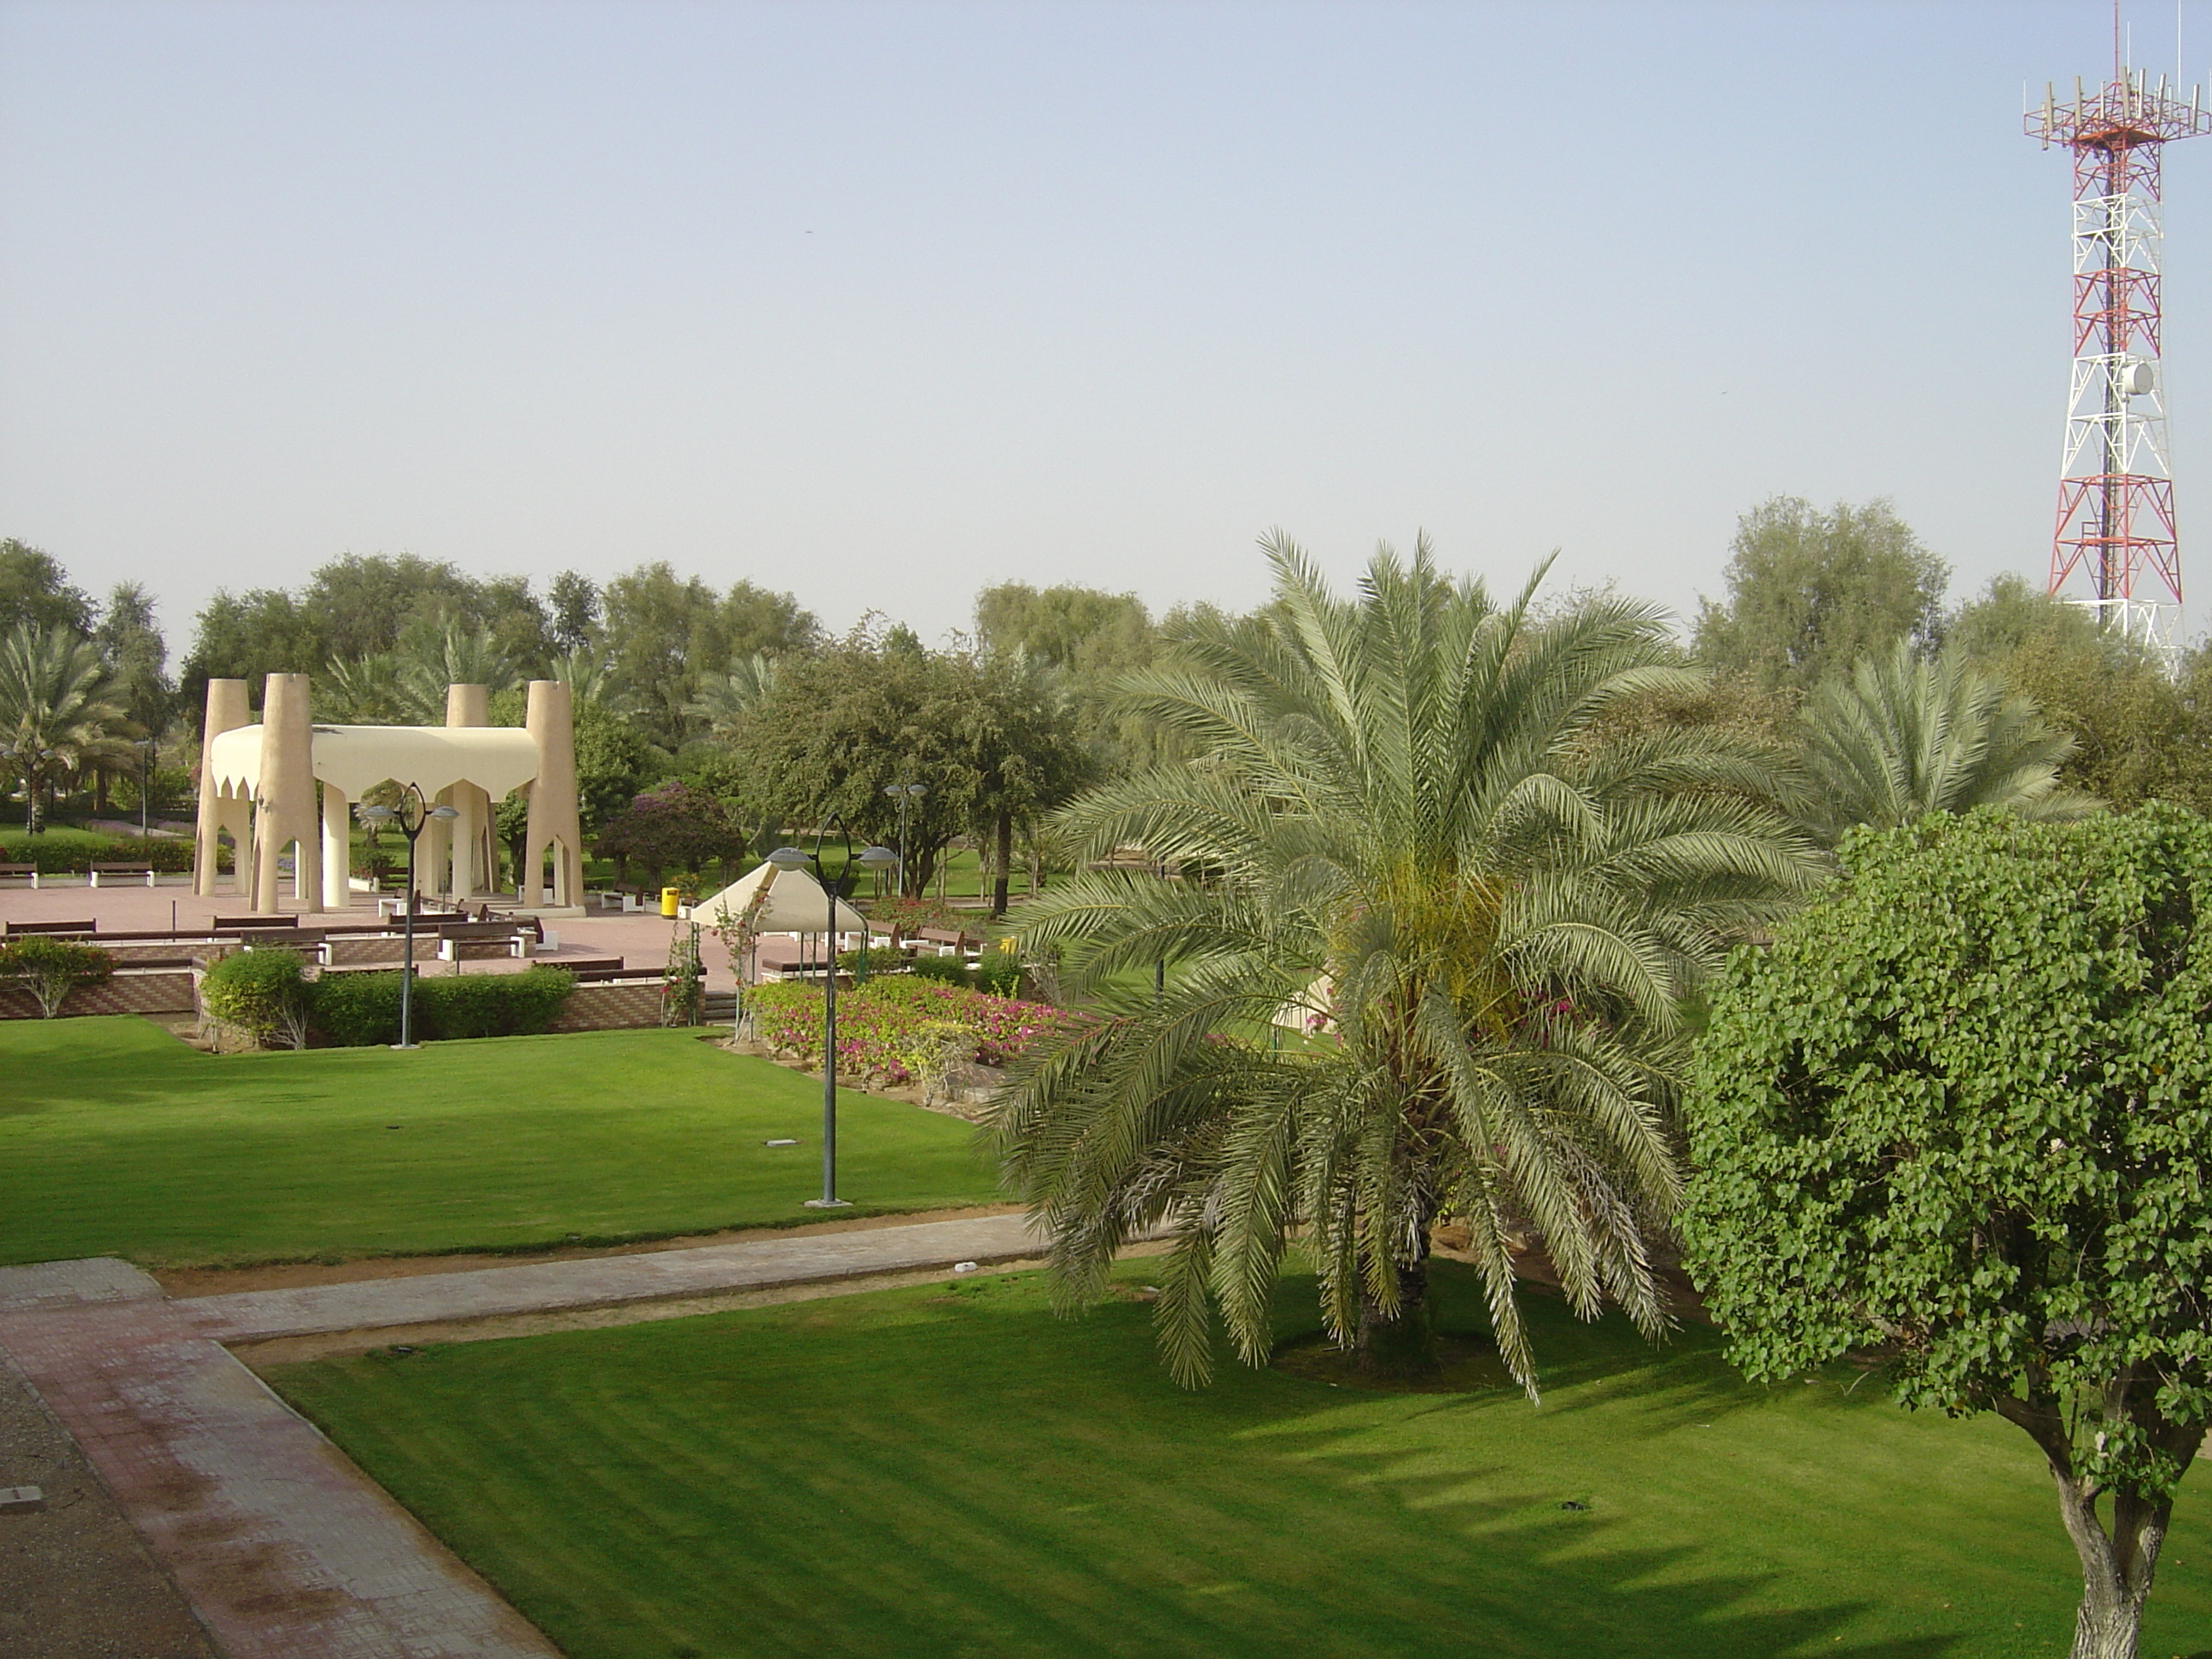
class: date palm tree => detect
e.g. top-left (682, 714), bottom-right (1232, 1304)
top-left (1797, 640), bottom-right (2097, 845)
top-left (995, 535), bottom-right (1822, 1394)
top-left (0, 622), bottom-right (131, 833)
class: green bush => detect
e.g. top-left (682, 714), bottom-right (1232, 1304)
top-left (201, 948), bottom-right (312, 1049)
top-left (309, 967), bottom-right (577, 1045)
top-left (908, 953), bottom-right (974, 989)
top-left (833, 946), bottom-right (908, 978)
top-left (0, 937), bottom-right (114, 1018)
top-left (973, 946), bottom-right (1022, 998)
top-left (0, 831), bottom-right (195, 874)
top-left (311, 970), bottom-right (405, 1046)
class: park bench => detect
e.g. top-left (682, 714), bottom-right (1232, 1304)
top-left (89, 861), bottom-right (157, 888)
top-left (0, 863), bottom-right (38, 888)
top-left (212, 915), bottom-right (302, 930)
top-left (2, 919), bottom-right (96, 936)
top-left (915, 928), bottom-right (982, 959)
top-left (434, 920), bottom-right (535, 961)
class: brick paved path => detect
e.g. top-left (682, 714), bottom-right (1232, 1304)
top-left (0, 1213), bottom-right (1047, 1657)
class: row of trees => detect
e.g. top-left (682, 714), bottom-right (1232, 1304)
top-left (0, 541), bottom-right (172, 831)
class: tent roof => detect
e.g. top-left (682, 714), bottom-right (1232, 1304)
top-left (206, 723), bottom-right (542, 801)
top-left (694, 861), bottom-right (869, 934)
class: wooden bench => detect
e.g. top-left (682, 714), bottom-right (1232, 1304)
top-left (89, 861), bottom-right (157, 889)
top-left (915, 928), bottom-right (981, 958)
top-left (2, 919), bottom-right (96, 936)
top-left (0, 862), bottom-right (37, 889)
top-left (212, 915), bottom-right (304, 930)
top-left (434, 920), bottom-right (533, 961)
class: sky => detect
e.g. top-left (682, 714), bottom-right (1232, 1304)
top-left (1, 0), bottom-right (2206, 654)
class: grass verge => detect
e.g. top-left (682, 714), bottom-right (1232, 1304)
top-left (0, 1016), bottom-right (1000, 1268)
top-left (269, 1260), bottom-right (2212, 1659)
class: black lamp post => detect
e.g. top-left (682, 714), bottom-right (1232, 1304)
top-left (767, 817), bottom-right (898, 1208)
top-left (358, 785), bottom-right (458, 1050)
top-left (882, 783), bottom-right (925, 899)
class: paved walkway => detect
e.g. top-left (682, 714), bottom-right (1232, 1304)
top-left (0, 1212), bottom-right (1049, 1658)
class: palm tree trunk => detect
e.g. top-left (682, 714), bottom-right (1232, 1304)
top-left (1352, 1212), bottom-right (1441, 1375)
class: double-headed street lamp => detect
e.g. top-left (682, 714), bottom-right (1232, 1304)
top-left (358, 784), bottom-right (459, 1050)
top-left (882, 783), bottom-right (925, 898)
top-left (767, 818), bottom-right (898, 1209)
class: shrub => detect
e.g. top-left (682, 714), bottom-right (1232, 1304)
top-left (973, 946), bottom-right (1022, 998)
top-left (310, 967), bottom-right (577, 1045)
top-left (833, 946), bottom-right (907, 978)
top-left (311, 970), bottom-right (405, 1046)
top-left (0, 937), bottom-right (114, 1018)
top-left (0, 831), bottom-right (195, 875)
top-left (907, 953), bottom-right (973, 989)
top-left (200, 947), bottom-right (312, 1048)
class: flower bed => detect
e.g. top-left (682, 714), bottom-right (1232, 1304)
top-left (745, 975), bottom-right (1075, 1087)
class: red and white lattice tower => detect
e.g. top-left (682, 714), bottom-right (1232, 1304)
top-left (2027, 55), bottom-right (2212, 648)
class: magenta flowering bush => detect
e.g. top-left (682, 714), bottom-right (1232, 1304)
top-left (746, 975), bottom-right (1078, 1086)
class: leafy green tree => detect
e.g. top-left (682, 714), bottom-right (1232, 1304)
top-left (601, 563), bottom-right (816, 744)
top-left (0, 540), bottom-right (93, 637)
top-left (594, 782), bottom-right (746, 888)
top-left (728, 629), bottom-right (1086, 899)
top-left (93, 583), bottom-right (172, 739)
top-left (178, 588), bottom-right (323, 709)
top-left (1679, 806), bottom-right (2212, 1659)
top-left (1694, 497), bottom-right (1947, 693)
top-left (1796, 640), bottom-right (2097, 844)
top-left (997, 536), bottom-right (1821, 1390)
top-left (976, 581), bottom-right (1168, 777)
top-left (301, 554), bottom-right (550, 667)
top-left (1951, 574), bottom-right (2204, 814)
top-left (548, 570), bottom-right (601, 655)
top-left (0, 623), bottom-right (131, 831)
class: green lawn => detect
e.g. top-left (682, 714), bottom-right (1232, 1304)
top-left (271, 1263), bottom-right (2212, 1659)
top-left (0, 1017), bottom-right (1001, 1268)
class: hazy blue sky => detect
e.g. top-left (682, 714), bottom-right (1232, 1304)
top-left (2, 0), bottom-right (2204, 649)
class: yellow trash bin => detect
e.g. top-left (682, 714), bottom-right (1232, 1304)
top-left (661, 887), bottom-right (681, 918)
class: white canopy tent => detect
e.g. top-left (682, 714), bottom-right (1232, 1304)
top-left (692, 860), bottom-right (870, 936)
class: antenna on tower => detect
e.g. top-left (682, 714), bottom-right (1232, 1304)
top-left (2024, 25), bottom-right (2210, 653)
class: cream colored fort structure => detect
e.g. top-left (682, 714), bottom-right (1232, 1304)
top-left (192, 674), bottom-right (584, 914)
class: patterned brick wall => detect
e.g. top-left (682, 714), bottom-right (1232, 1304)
top-left (0, 969), bottom-right (196, 1020)
top-left (549, 981), bottom-right (667, 1032)
top-left (328, 937), bottom-right (409, 965)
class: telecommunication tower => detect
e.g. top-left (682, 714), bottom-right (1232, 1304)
top-left (2027, 37), bottom-right (2212, 648)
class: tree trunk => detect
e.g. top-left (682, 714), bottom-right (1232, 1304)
top-left (992, 808), bottom-right (1013, 917)
top-left (2053, 1470), bottom-right (2168, 1659)
top-left (1352, 1222), bottom-right (1440, 1376)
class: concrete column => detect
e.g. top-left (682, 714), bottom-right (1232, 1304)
top-left (444, 684), bottom-right (489, 899)
top-left (523, 680), bottom-right (583, 907)
top-left (251, 673), bottom-right (321, 915)
top-left (195, 681), bottom-right (250, 898)
top-left (320, 783), bottom-right (352, 911)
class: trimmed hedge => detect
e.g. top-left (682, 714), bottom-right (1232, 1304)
top-left (0, 831), bottom-right (196, 874)
top-left (312, 968), bottom-right (578, 1045)
top-left (200, 954), bottom-right (579, 1048)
